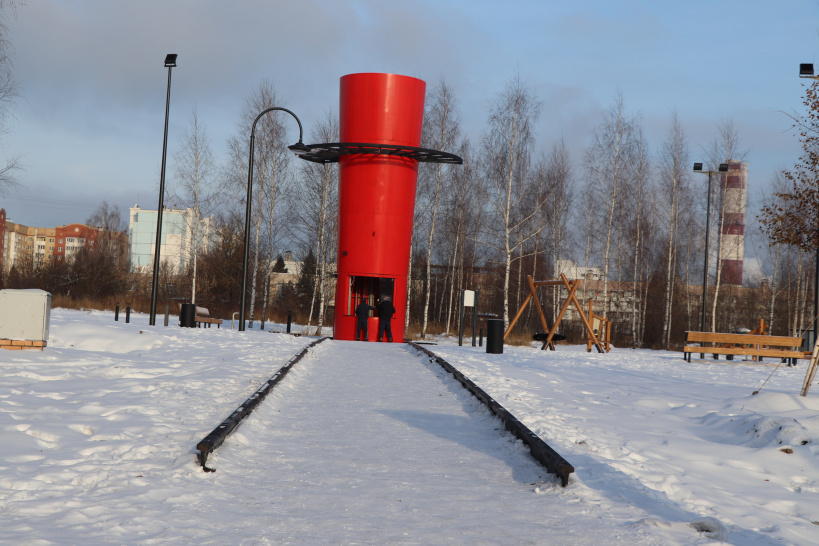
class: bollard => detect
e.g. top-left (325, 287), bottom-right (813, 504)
top-left (164, 304), bottom-right (169, 327)
top-left (125, 304), bottom-right (131, 324)
top-left (479, 327), bottom-right (484, 347)
top-left (287, 311), bottom-right (292, 334)
top-left (115, 303), bottom-right (120, 321)
top-left (486, 319), bottom-right (504, 354)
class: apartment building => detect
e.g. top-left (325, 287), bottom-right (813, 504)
top-left (0, 208), bottom-right (128, 274)
top-left (1, 219), bottom-right (51, 273)
top-left (128, 206), bottom-right (214, 273)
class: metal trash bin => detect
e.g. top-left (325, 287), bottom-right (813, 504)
top-left (180, 303), bottom-right (196, 328)
top-left (486, 319), bottom-right (504, 354)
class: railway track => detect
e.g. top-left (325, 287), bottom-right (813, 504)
top-left (195, 339), bottom-right (574, 486)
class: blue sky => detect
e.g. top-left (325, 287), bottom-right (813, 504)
top-left (1, 0), bottom-right (817, 230)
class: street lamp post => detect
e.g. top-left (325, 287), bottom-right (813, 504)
top-left (693, 162), bottom-right (729, 334)
top-left (238, 107), bottom-right (308, 331)
top-left (149, 54), bottom-right (177, 326)
top-left (798, 63), bottom-right (819, 348)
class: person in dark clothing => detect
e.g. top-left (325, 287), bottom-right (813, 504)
top-left (354, 299), bottom-right (375, 341)
top-left (376, 296), bottom-right (396, 342)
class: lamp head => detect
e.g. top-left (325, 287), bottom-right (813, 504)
top-left (288, 141), bottom-right (310, 155)
top-left (800, 63), bottom-right (814, 77)
top-left (693, 163), bottom-right (703, 172)
top-left (718, 163), bottom-right (729, 172)
top-left (164, 54), bottom-right (178, 68)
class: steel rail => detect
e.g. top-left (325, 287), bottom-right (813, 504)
top-left (195, 336), bottom-right (329, 471)
top-left (408, 341), bottom-right (575, 487)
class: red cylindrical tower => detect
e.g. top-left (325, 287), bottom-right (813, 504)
top-left (333, 73), bottom-right (426, 342)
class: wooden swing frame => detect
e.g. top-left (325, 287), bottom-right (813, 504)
top-left (504, 274), bottom-right (604, 353)
top-left (585, 297), bottom-right (612, 353)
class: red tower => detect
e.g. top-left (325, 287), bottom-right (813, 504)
top-left (294, 73), bottom-right (461, 342)
top-left (334, 73), bottom-right (425, 342)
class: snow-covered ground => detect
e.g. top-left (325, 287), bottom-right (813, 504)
top-left (1, 308), bottom-right (818, 544)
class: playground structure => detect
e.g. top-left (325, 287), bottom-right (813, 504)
top-left (745, 318), bottom-right (769, 336)
top-left (505, 275), bottom-right (605, 353)
top-left (585, 298), bottom-right (612, 353)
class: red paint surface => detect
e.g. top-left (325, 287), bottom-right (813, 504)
top-left (333, 73), bottom-right (426, 342)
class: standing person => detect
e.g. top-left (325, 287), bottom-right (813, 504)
top-left (354, 298), bottom-right (375, 341)
top-left (376, 295), bottom-right (396, 342)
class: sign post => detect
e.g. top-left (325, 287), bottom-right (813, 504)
top-left (459, 289), bottom-right (477, 346)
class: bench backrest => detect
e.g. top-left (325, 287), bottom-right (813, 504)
top-left (686, 331), bottom-right (802, 347)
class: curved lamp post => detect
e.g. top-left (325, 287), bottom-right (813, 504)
top-left (799, 63), bottom-right (819, 347)
top-left (238, 107), bottom-right (308, 331)
top-left (693, 162), bottom-right (728, 334)
top-left (149, 53), bottom-right (177, 326)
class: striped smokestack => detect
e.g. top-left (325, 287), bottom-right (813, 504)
top-left (719, 160), bottom-right (747, 286)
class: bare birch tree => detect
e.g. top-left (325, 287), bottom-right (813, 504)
top-left (658, 112), bottom-right (690, 347)
top-left (442, 139), bottom-right (479, 335)
top-left (225, 81), bottom-right (291, 327)
top-left (171, 107), bottom-right (215, 304)
top-left (543, 140), bottom-right (574, 320)
top-left (584, 94), bottom-right (637, 315)
top-left (419, 80), bottom-right (460, 338)
top-left (630, 126), bottom-right (651, 346)
top-left (0, 0), bottom-right (21, 195)
top-left (760, 170), bottom-right (793, 333)
top-left (479, 76), bottom-right (542, 326)
top-left (290, 112), bottom-right (339, 335)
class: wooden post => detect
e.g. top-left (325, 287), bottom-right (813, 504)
top-left (504, 291), bottom-right (534, 340)
top-left (560, 275), bottom-right (603, 353)
top-left (801, 337), bottom-right (819, 396)
top-left (527, 276), bottom-right (551, 334)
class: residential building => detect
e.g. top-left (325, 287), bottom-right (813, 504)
top-left (128, 206), bottom-right (214, 273)
top-left (0, 209), bottom-right (127, 274)
top-left (555, 259), bottom-right (604, 281)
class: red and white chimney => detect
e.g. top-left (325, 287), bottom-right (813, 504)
top-left (719, 160), bottom-right (747, 286)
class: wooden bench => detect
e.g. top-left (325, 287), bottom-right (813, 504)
top-left (179, 304), bottom-right (223, 328)
top-left (683, 331), bottom-right (808, 365)
top-left (195, 308), bottom-right (223, 328)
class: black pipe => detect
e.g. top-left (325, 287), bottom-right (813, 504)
top-left (701, 170), bottom-right (713, 334)
top-left (287, 311), bottom-right (292, 334)
top-left (149, 56), bottom-right (176, 326)
top-left (125, 304), bottom-right (131, 324)
top-left (115, 303), bottom-right (119, 321)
